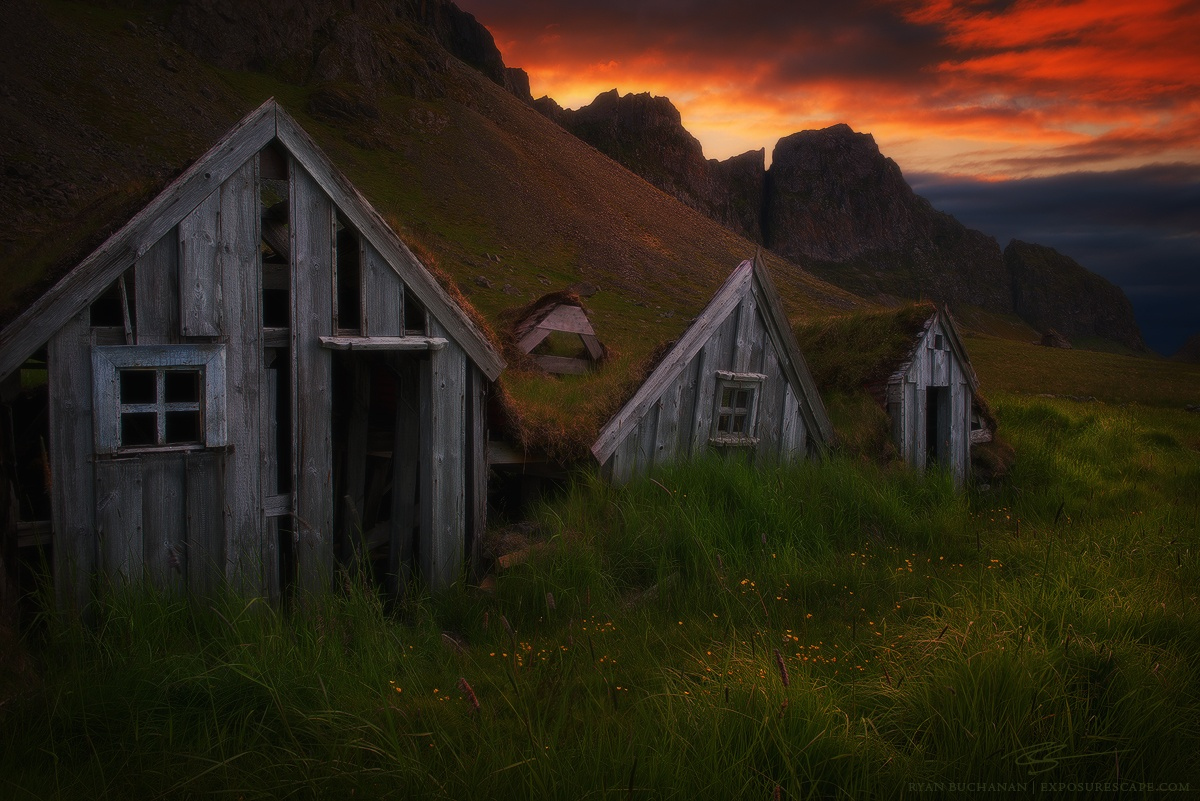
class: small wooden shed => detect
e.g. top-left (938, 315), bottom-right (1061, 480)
top-left (512, 292), bottom-right (605, 375)
top-left (591, 257), bottom-right (833, 481)
top-left (0, 99), bottom-right (504, 607)
top-left (874, 308), bottom-right (980, 486)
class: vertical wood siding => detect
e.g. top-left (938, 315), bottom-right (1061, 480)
top-left (50, 312), bottom-right (96, 610)
top-left (362, 240), bottom-right (403, 337)
top-left (135, 229), bottom-right (180, 344)
top-left (178, 190), bottom-right (222, 337)
top-left (220, 159), bottom-right (265, 592)
top-left (291, 160), bottom-right (334, 595)
top-left (420, 320), bottom-right (466, 589)
top-left (605, 292), bottom-right (811, 481)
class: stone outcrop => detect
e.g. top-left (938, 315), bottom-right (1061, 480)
top-left (1005, 240), bottom-right (1145, 351)
top-left (765, 125), bottom-right (1011, 312)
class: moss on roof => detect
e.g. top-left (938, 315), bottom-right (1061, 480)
top-left (793, 302), bottom-right (937, 394)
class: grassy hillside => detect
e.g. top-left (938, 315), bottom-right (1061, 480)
top-left (3, 390), bottom-right (1198, 797)
top-left (0, 1), bottom-right (862, 457)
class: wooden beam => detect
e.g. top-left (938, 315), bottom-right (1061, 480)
top-left (318, 336), bottom-right (447, 352)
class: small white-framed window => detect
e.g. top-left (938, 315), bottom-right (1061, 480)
top-left (92, 344), bottom-right (227, 454)
top-left (710, 371), bottom-right (765, 446)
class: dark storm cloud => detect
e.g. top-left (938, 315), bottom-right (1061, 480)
top-left (460, 0), bottom-right (954, 86)
top-left (910, 166), bottom-right (1200, 355)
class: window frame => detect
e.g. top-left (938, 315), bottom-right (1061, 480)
top-left (709, 370), bottom-right (765, 447)
top-left (92, 344), bottom-right (227, 454)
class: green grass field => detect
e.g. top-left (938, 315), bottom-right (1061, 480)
top-left (2, 351), bottom-right (1199, 799)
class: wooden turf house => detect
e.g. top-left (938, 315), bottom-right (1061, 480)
top-left (795, 304), bottom-right (986, 487)
top-left (590, 257), bottom-right (833, 482)
top-left (0, 99), bottom-right (504, 608)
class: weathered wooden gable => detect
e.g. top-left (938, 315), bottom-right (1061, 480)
top-left (886, 310), bottom-right (977, 486)
top-left (1, 100), bottom-right (503, 605)
top-left (592, 258), bottom-right (832, 482)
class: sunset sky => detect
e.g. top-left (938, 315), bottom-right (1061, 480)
top-left (457, 0), bottom-right (1200, 355)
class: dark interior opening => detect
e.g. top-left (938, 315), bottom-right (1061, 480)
top-left (403, 290), bottom-right (425, 335)
top-left (335, 215), bottom-right (362, 333)
top-left (925, 386), bottom-right (949, 467)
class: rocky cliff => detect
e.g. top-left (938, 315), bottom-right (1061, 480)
top-left (544, 90), bottom-right (763, 241)
top-left (549, 90), bottom-right (1143, 349)
top-left (1005, 240), bottom-right (1145, 351)
top-left (765, 125), bottom-right (1011, 312)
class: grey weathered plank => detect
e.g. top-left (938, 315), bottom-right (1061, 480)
top-left (261, 352), bottom-right (281, 601)
top-left (362, 240), bottom-right (403, 337)
top-left (94, 458), bottom-right (141, 582)
top-left (580, 333), bottom-right (605, 361)
top-left (655, 374), bottom-right (683, 467)
top-left (185, 448), bottom-right (225, 596)
top-left (420, 321), bottom-right (466, 590)
top-left (220, 159), bottom-right (265, 594)
top-left (141, 453), bottom-right (187, 593)
top-left (0, 100), bottom-right (275, 382)
top-left (675, 349), bottom-right (702, 459)
top-left (179, 190), bottom-right (222, 337)
top-left (275, 109), bottom-right (504, 381)
top-left (49, 312), bottom-right (96, 610)
top-left (135, 228), bottom-right (180, 344)
top-left (318, 336), bottom-right (446, 351)
top-left (732, 294), bottom-right (755, 373)
top-left (291, 160), bottom-right (335, 596)
top-left (535, 305), bottom-right (596, 337)
top-left (755, 343), bottom-right (784, 466)
top-left (637, 400), bottom-right (660, 472)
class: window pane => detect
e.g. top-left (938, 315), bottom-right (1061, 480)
top-left (121, 412), bottom-right (157, 446)
top-left (721, 387), bottom-right (733, 407)
top-left (731, 413), bottom-right (746, 434)
top-left (119, 370), bottom-right (156, 404)
top-left (165, 410), bottom-right (201, 444)
top-left (735, 389), bottom-right (750, 409)
top-left (717, 413), bottom-right (731, 433)
top-left (164, 370), bottom-right (201, 403)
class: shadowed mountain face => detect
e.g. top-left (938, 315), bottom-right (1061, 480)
top-left (1004, 240), bottom-right (1146, 351)
top-left (549, 89), bottom-right (1146, 352)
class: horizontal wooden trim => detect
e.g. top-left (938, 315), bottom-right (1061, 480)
top-left (318, 336), bottom-right (447, 352)
top-left (264, 493), bottom-right (292, 517)
top-left (715, 370), bottom-right (766, 383)
top-left (709, 435), bottom-right (760, 447)
top-left (17, 520), bottom-right (52, 549)
top-left (262, 327), bottom-right (290, 349)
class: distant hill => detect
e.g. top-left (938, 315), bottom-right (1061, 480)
top-left (541, 88), bottom-right (1146, 352)
top-left (1173, 333), bottom-right (1200, 363)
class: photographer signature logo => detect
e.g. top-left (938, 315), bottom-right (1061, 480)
top-left (1010, 742), bottom-right (1127, 776)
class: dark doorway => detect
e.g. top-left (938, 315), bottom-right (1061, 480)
top-left (925, 386), bottom-right (949, 467)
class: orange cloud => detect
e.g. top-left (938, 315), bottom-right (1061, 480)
top-left (460, 0), bottom-right (1200, 178)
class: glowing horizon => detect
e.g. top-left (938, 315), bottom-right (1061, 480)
top-left (464, 0), bottom-right (1200, 180)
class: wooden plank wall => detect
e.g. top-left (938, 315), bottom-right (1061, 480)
top-left (220, 160), bottom-right (265, 593)
top-left (895, 319), bottom-right (972, 486)
top-left (291, 160), bottom-right (335, 596)
top-left (363, 241), bottom-right (403, 337)
top-left (135, 230), bottom-right (180, 344)
top-left (606, 294), bottom-right (810, 481)
top-left (49, 311), bottom-right (96, 611)
top-left (420, 319), bottom-right (466, 589)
